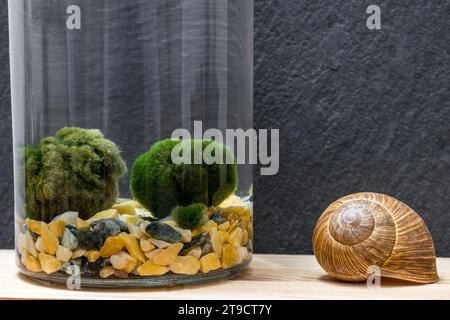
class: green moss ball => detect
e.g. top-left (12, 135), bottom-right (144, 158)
top-left (130, 139), bottom-right (238, 219)
top-left (25, 127), bottom-right (127, 222)
top-left (172, 203), bottom-right (209, 229)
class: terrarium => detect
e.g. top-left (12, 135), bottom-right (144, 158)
top-left (9, 0), bottom-right (253, 287)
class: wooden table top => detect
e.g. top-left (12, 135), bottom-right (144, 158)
top-left (1, 250), bottom-right (449, 300)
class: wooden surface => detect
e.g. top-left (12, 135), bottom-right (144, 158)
top-left (1, 250), bottom-right (450, 300)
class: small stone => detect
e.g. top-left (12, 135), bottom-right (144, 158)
top-left (72, 228), bottom-right (104, 250)
top-left (52, 211), bottom-right (78, 226)
top-left (61, 228), bottom-right (78, 250)
top-left (247, 239), bottom-right (253, 252)
top-left (92, 219), bottom-right (121, 240)
top-left (85, 250), bottom-right (101, 263)
top-left (201, 220), bottom-right (218, 233)
top-left (48, 220), bottom-right (66, 238)
top-left (236, 247), bottom-right (249, 264)
top-left (145, 222), bottom-right (182, 243)
top-left (200, 253), bottom-right (222, 273)
top-left (145, 248), bottom-right (163, 261)
top-left (76, 218), bottom-right (90, 229)
top-left (99, 236), bottom-right (125, 257)
top-left (34, 237), bottom-right (45, 253)
top-left (81, 257), bottom-right (108, 275)
top-left (221, 244), bottom-right (239, 269)
top-left (110, 251), bottom-right (137, 273)
top-left (26, 219), bottom-right (43, 234)
top-left (242, 229), bottom-right (249, 247)
top-left (219, 231), bottom-right (228, 244)
top-left (127, 222), bottom-right (146, 239)
top-left (201, 241), bottom-right (212, 257)
top-left (140, 239), bottom-right (156, 252)
top-left (174, 227), bottom-right (192, 243)
top-left (211, 212), bottom-right (226, 225)
top-left (23, 253), bottom-right (42, 273)
top-left (170, 256), bottom-right (200, 275)
top-left (23, 231), bottom-right (38, 257)
top-left (72, 249), bottom-right (87, 259)
top-left (56, 246), bottom-right (73, 262)
top-left (40, 223), bottom-right (59, 255)
top-left (148, 238), bottom-right (171, 249)
top-left (218, 195), bottom-right (244, 209)
top-left (137, 260), bottom-right (169, 276)
top-left (62, 260), bottom-right (81, 274)
top-left (119, 215), bottom-right (141, 224)
top-left (118, 233), bottom-right (146, 262)
top-left (228, 227), bottom-right (243, 248)
top-left (209, 227), bottom-right (222, 258)
top-left (86, 209), bottom-right (119, 225)
top-left (38, 252), bottom-right (62, 274)
top-left (99, 266), bottom-right (116, 279)
top-left (187, 247), bottom-right (202, 260)
top-left (113, 201), bottom-right (140, 215)
top-left (218, 221), bottom-right (231, 232)
top-left (179, 232), bottom-right (209, 256)
top-left (152, 243), bottom-right (183, 266)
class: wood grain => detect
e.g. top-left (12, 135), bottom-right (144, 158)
top-left (1, 250), bottom-right (450, 300)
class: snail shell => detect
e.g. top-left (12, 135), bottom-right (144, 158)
top-left (312, 193), bottom-right (438, 284)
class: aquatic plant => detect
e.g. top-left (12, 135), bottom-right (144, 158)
top-left (25, 127), bottom-right (127, 221)
top-left (130, 139), bottom-right (237, 219)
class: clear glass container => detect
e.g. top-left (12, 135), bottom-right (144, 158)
top-left (9, 0), bottom-right (253, 288)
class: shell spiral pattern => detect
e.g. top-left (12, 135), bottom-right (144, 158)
top-left (312, 193), bottom-right (438, 284)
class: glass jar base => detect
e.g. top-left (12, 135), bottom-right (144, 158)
top-left (19, 260), bottom-right (251, 289)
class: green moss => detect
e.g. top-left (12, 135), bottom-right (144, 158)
top-left (130, 139), bottom-right (238, 219)
top-left (172, 203), bottom-right (209, 229)
top-left (25, 127), bottom-right (127, 222)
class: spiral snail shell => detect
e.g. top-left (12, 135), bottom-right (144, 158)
top-left (312, 193), bottom-right (438, 284)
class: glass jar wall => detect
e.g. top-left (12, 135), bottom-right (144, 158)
top-left (9, 0), bottom-right (253, 287)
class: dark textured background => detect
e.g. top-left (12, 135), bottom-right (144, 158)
top-left (1, 1), bottom-right (450, 256)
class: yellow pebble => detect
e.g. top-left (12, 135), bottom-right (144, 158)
top-left (187, 246), bottom-right (202, 260)
top-left (72, 249), bottom-right (86, 259)
top-left (99, 266), bottom-right (116, 279)
top-left (242, 229), bottom-right (249, 246)
top-left (218, 231), bottom-right (228, 244)
top-left (200, 253), bottom-right (222, 273)
top-left (113, 201), bottom-right (139, 215)
top-left (144, 248), bottom-right (163, 261)
top-left (119, 233), bottom-right (146, 262)
top-left (38, 252), bottom-right (62, 274)
top-left (228, 227), bottom-right (243, 248)
top-left (218, 221), bottom-right (230, 232)
top-left (152, 243), bottom-right (183, 266)
top-left (40, 222), bottom-right (59, 255)
top-left (221, 244), bottom-right (239, 269)
top-left (26, 219), bottom-right (43, 234)
top-left (140, 239), bottom-right (156, 252)
top-left (48, 220), bottom-right (66, 238)
top-left (218, 195), bottom-right (244, 209)
top-left (76, 218), bottom-right (90, 229)
top-left (170, 256), bottom-right (200, 275)
top-left (209, 227), bottom-right (222, 258)
top-left (56, 246), bottom-right (72, 262)
top-left (86, 250), bottom-right (101, 263)
top-left (201, 220), bottom-right (218, 233)
top-left (34, 237), bottom-right (45, 253)
top-left (99, 236), bottom-right (125, 257)
top-left (137, 260), bottom-right (169, 276)
top-left (23, 254), bottom-right (42, 273)
top-left (86, 209), bottom-right (119, 225)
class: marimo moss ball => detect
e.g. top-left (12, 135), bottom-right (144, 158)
top-left (172, 203), bottom-right (209, 229)
top-left (130, 139), bottom-right (238, 219)
top-left (25, 127), bottom-right (127, 222)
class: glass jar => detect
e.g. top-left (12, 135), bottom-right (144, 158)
top-left (9, 0), bottom-right (253, 288)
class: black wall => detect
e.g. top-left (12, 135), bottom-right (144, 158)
top-left (1, 1), bottom-right (450, 256)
